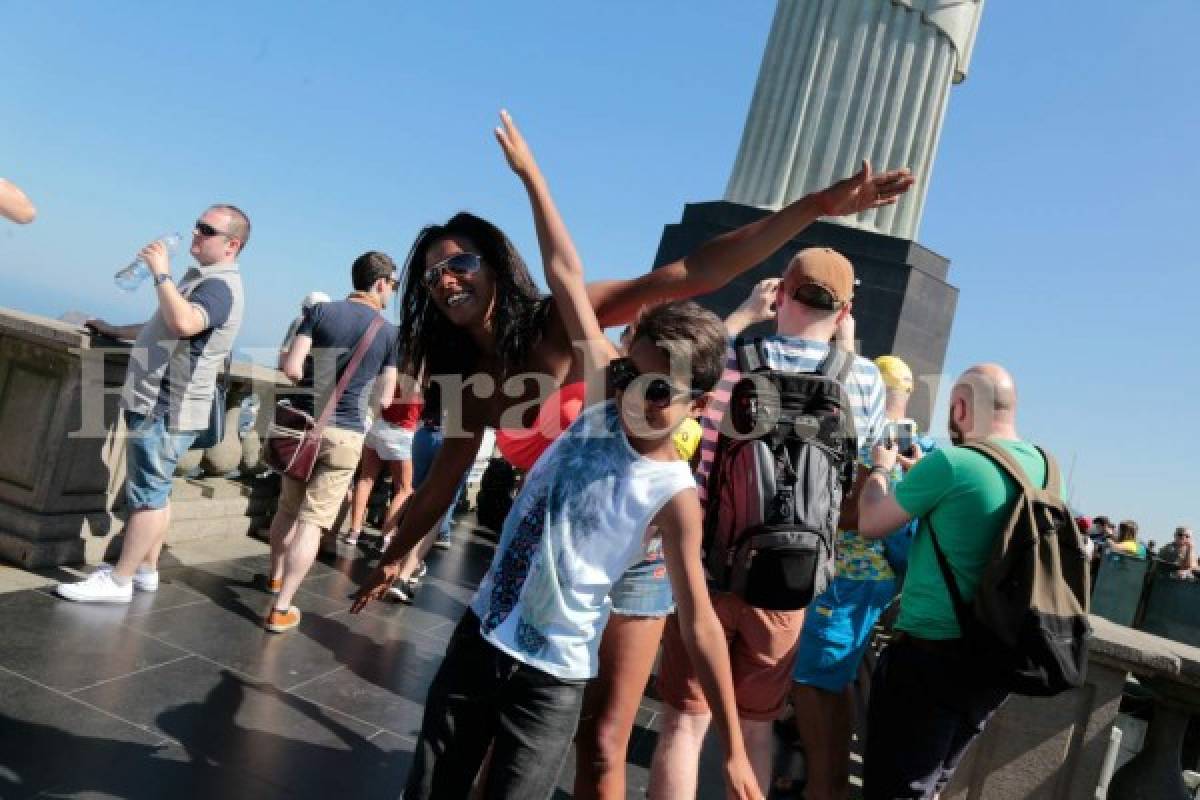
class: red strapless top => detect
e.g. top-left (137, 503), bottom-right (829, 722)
top-left (495, 382), bottom-right (587, 470)
top-left (381, 398), bottom-right (423, 430)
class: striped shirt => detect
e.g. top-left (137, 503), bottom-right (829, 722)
top-left (696, 336), bottom-right (891, 580)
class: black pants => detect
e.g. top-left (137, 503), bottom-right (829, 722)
top-left (862, 636), bottom-right (1009, 800)
top-left (404, 610), bottom-right (586, 800)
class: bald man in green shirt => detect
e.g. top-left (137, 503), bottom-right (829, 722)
top-left (854, 364), bottom-right (1064, 799)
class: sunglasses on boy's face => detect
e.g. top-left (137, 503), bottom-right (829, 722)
top-left (607, 357), bottom-right (702, 410)
top-left (423, 252), bottom-right (482, 289)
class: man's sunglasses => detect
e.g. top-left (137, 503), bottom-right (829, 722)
top-left (194, 221), bottom-right (231, 239)
top-left (607, 357), bottom-right (702, 410)
top-left (423, 252), bottom-right (482, 288)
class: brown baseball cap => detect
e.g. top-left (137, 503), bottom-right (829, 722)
top-left (784, 247), bottom-right (856, 310)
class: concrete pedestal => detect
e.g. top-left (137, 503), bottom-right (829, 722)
top-left (0, 309), bottom-right (128, 566)
top-left (0, 307), bottom-right (282, 568)
top-left (653, 201), bottom-right (956, 427)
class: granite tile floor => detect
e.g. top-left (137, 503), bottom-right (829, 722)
top-left (0, 522), bottom-right (789, 799)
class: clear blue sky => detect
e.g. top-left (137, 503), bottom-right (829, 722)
top-left (2, 2), bottom-right (1197, 541)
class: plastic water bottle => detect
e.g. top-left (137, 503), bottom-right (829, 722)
top-left (238, 394), bottom-right (260, 437)
top-left (114, 232), bottom-right (183, 291)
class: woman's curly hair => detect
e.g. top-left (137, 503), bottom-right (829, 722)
top-left (396, 212), bottom-right (550, 382)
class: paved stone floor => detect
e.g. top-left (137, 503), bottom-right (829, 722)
top-left (0, 521), bottom-right (760, 799)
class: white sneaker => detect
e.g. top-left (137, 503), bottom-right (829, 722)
top-left (95, 563), bottom-right (160, 592)
top-left (56, 570), bottom-right (133, 604)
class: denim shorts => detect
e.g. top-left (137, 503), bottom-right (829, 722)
top-left (791, 575), bottom-right (897, 692)
top-left (609, 557), bottom-right (674, 617)
top-left (124, 410), bottom-right (197, 511)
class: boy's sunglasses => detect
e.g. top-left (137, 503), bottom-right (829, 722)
top-left (423, 252), bottom-right (482, 288)
top-left (194, 221), bottom-right (231, 238)
top-left (607, 357), bottom-right (702, 410)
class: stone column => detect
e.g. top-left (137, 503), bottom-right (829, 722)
top-left (725, 0), bottom-right (984, 239)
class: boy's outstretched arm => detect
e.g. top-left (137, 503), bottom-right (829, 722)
top-left (494, 110), bottom-right (615, 368)
top-left (657, 490), bottom-right (764, 800)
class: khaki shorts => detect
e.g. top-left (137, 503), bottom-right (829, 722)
top-left (276, 427), bottom-right (365, 529)
top-left (657, 590), bottom-right (805, 721)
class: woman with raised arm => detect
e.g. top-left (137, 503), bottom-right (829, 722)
top-left (352, 117), bottom-right (912, 612)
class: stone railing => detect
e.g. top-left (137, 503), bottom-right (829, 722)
top-left (942, 616), bottom-right (1200, 799)
top-left (0, 307), bottom-right (282, 567)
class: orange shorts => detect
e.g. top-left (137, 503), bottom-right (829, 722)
top-left (657, 591), bottom-right (805, 721)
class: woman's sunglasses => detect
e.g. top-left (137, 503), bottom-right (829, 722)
top-left (607, 357), bottom-right (702, 410)
top-left (423, 252), bottom-right (482, 288)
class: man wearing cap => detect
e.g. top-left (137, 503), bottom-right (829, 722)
top-left (650, 247), bottom-right (888, 799)
top-left (776, 353), bottom-right (933, 799)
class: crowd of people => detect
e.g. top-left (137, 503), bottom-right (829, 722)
top-left (1082, 514), bottom-right (1197, 579)
top-left (32, 110), bottom-right (1126, 799)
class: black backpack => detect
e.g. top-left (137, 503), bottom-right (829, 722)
top-left (928, 440), bottom-right (1091, 696)
top-left (702, 339), bottom-right (859, 611)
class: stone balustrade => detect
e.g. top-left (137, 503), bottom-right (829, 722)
top-left (0, 306), bottom-right (282, 567)
top-left (940, 616), bottom-right (1200, 799)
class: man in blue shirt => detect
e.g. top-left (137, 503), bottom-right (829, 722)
top-left (264, 251), bottom-right (399, 632)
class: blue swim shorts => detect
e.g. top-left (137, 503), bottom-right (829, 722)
top-left (791, 575), bottom-right (897, 692)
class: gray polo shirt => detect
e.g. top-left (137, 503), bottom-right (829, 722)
top-left (120, 262), bottom-right (244, 431)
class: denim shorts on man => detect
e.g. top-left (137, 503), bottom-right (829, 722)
top-left (791, 575), bottom-right (897, 692)
top-left (124, 410), bottom-right (198, 510)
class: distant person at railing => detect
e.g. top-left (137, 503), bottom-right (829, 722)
top-left (1158, 527), bottom-right (1197, 578)
top-left (0, 178), bottom-right (36, 223)
top-left (278, 291), bottom-right (332, 364)
top-left (1112, 519), bottom-right (1146, 558)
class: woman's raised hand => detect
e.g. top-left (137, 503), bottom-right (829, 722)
top-left (494, 109), bottom-right (539, 182)
top-left (817, 160), bottom-right (915, 217)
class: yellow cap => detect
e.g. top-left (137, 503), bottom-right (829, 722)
top-left (874, 355), bottom-right (914, 393)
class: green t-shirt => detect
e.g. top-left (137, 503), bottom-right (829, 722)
top-left (893, 438), bottom-right (1063, 640)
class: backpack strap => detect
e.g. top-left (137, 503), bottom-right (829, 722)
top-left (963, 439), bottom-right (1039, 494)
top-left (734, 337), bottom-right (766, 373)
top-left (313, 316), bottom-right (386, 437)
top-left (818, 346), bottom-right (856, 384)
top-left (1036, 446), bottom-right (1062, 499)
top-left (926, 517), bottom-right (977, 640)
